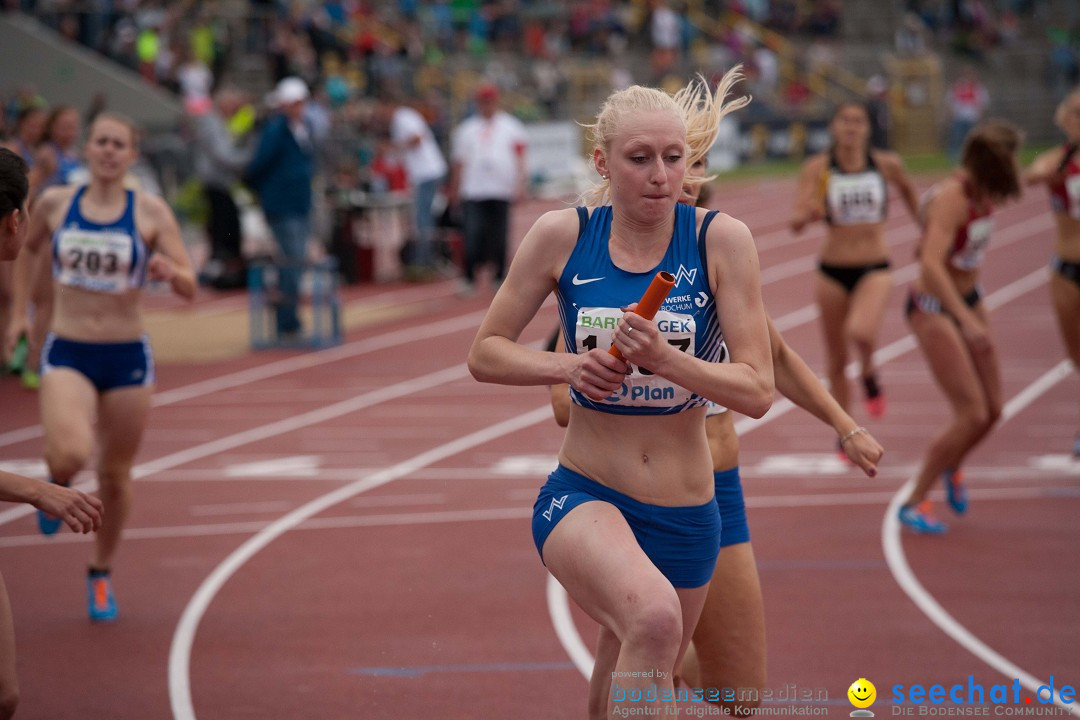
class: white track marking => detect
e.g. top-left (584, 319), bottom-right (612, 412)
top-left (0, 485), bottom-right (1070, 549)
top-left (0, 213), bottom-right (1048, 450)
top-left (883, 359), bottom-right (1076, 716)
top-left (0, 365), bottom-right (470, 527)
top-left (168, 406), bottom-right (553, 720)
top-left (547, 574), bottom-right (597, 680)
top-left (0, 310), bottom-right (488, 448)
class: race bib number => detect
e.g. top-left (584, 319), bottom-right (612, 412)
top-left (827, 172), bottom-right (885, 225)
top-left (950, 217), bottom-right (993, 271)
top-left (1066, 174), bottom-right (1080, 219)
top-left (575, 306), bottom-right (696, 407)
top-left (56, 228), bottom-right (133, 293)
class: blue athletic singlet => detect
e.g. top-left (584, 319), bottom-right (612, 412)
top-left (557, 203), bottom-right (724, 415)
top-left (52, 186), bottom-right (149, 294)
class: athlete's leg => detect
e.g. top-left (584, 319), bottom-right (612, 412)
top-left (846, 269), bottom-right (892, 411)
top-left (815, 271), bottom-right (853, 413)
top-left (1049, 271), bottom-right (1080, 447)
top-left (686, 541), bottom-right (767, 716)
top-left (589, 625), bottom-right (622, 720)
top-left (965, 302), bottom-right (1003, 449)
top-left (40, 368), bottom-right (98, 486)
top-left (91, 384), bottom-right (152, 570)
top-left (543, 501), bottom-right (708, 719)
top-left (0, 574), bottom-right (19, 720)
top-left (904, 311), bottom-right (992, 506)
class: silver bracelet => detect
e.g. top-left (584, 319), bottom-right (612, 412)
top-left (839, 426), bottom-right (868, 446)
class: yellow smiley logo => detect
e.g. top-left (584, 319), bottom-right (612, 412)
top-left (848, 678), bottom-right (877, 709)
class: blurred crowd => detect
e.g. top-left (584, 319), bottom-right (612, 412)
top-left (2, 0), bottom-right (1075, 293)
top-left (5, 1), bottom-right (846, 120)
top-left (897, 0), bottom-right (1080, 97)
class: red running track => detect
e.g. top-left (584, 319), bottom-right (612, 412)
top-left (0, 178), bottom-right (1077, 719)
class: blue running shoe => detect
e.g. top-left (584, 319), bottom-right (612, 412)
top-left (1073, 435), bottom-right (1080, 458)
top-left (87, 571), bottom-right (117, 623)
top-left (944, 468), bottom-right (968, 515)
top-left (37, 478), bottom-right (64, 535)
top-left (898, 502), bottom-right (948, 534)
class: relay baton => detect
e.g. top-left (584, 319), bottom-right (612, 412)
top-left (608, 270), bottom-right (676, 361)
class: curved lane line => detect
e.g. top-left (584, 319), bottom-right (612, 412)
top-left (882, 359), bottom-right (1076, 717)
top-left (168, 405), bottom-right (553, 720)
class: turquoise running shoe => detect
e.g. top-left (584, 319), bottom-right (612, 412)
top-left (898, 502), bottom-right (948, 534)
top-left (87, 570), bottom-right (117, 623)
top-left (944, 468), bottom-right (968, 515)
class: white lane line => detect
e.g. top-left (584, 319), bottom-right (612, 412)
top-left (99, 461), bottom-right (1078, 484)
top-left (168, 405), bottom-right (553, 720)
top-left (0, 364), bottom-right (471, 528)
top-left (189, 501), bottom-right (295, 517)
top-left (1, 485), bottom-right (1072, 550)
top-left (547, 573), bottom-right (596, 680)
top-left (0, 309), bottom-right (488, 449)
top-left (883, 359), bottom-right (1076, 716)
top-left (0, 211), bottom-right (1048, 450)
top-left (547, 262), bottom-right (1059, 681)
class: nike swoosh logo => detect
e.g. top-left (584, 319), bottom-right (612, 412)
top-left (572, 274), bottom-right (605, 285)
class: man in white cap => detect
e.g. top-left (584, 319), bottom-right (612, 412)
top-left (244, 77), bottom-right (316, 338)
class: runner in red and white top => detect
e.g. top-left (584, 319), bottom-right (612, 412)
top-left (1025, 87), bottom-right (1080, 456)
top-left (899, 120), bottom-right (1023, 534)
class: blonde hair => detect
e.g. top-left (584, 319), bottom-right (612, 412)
top-left (675, 67), bottom-right (750, 195)
top-left (580, 67), bottom-right (750, 206)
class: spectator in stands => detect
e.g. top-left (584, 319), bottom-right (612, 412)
top-left (448, 83), bottom-right (528, 296)
top-left (895, 12), bottom-right (930, 56)
top-left (946, 65), bottom-right (990, 160)
top-left (1049, 27), bottom-right (1080, 100)
top-left (194, 85), bottom-right (254, 290)
top-left (650, 0), bottom-right (682, 80)
top-left (752, 41), bottom-right (780, 98)
top-left (376, 90), bottom-right (447, 277)
top-left (244, 77), bottom-right (316, 338)
top-left (866, 75), bottom-right (892, 150)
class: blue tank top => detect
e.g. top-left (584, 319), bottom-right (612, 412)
top-left (52, 186), bottom-right (149, 294)
top-left (557, 203), bottom-right (725, 415)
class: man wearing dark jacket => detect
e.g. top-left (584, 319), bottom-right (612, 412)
top-left (244, 77), bottom-right (315, 337)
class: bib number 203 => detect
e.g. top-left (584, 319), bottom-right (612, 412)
top-left (70, 248), bottom-right (120, 275)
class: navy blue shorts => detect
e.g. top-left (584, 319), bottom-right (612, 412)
top-left (532, 465), bottom-right (722, 589)
top-left (42, 334), bottom-right (155, 392)
top-left (714, 466), bottom-right (750, 547)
